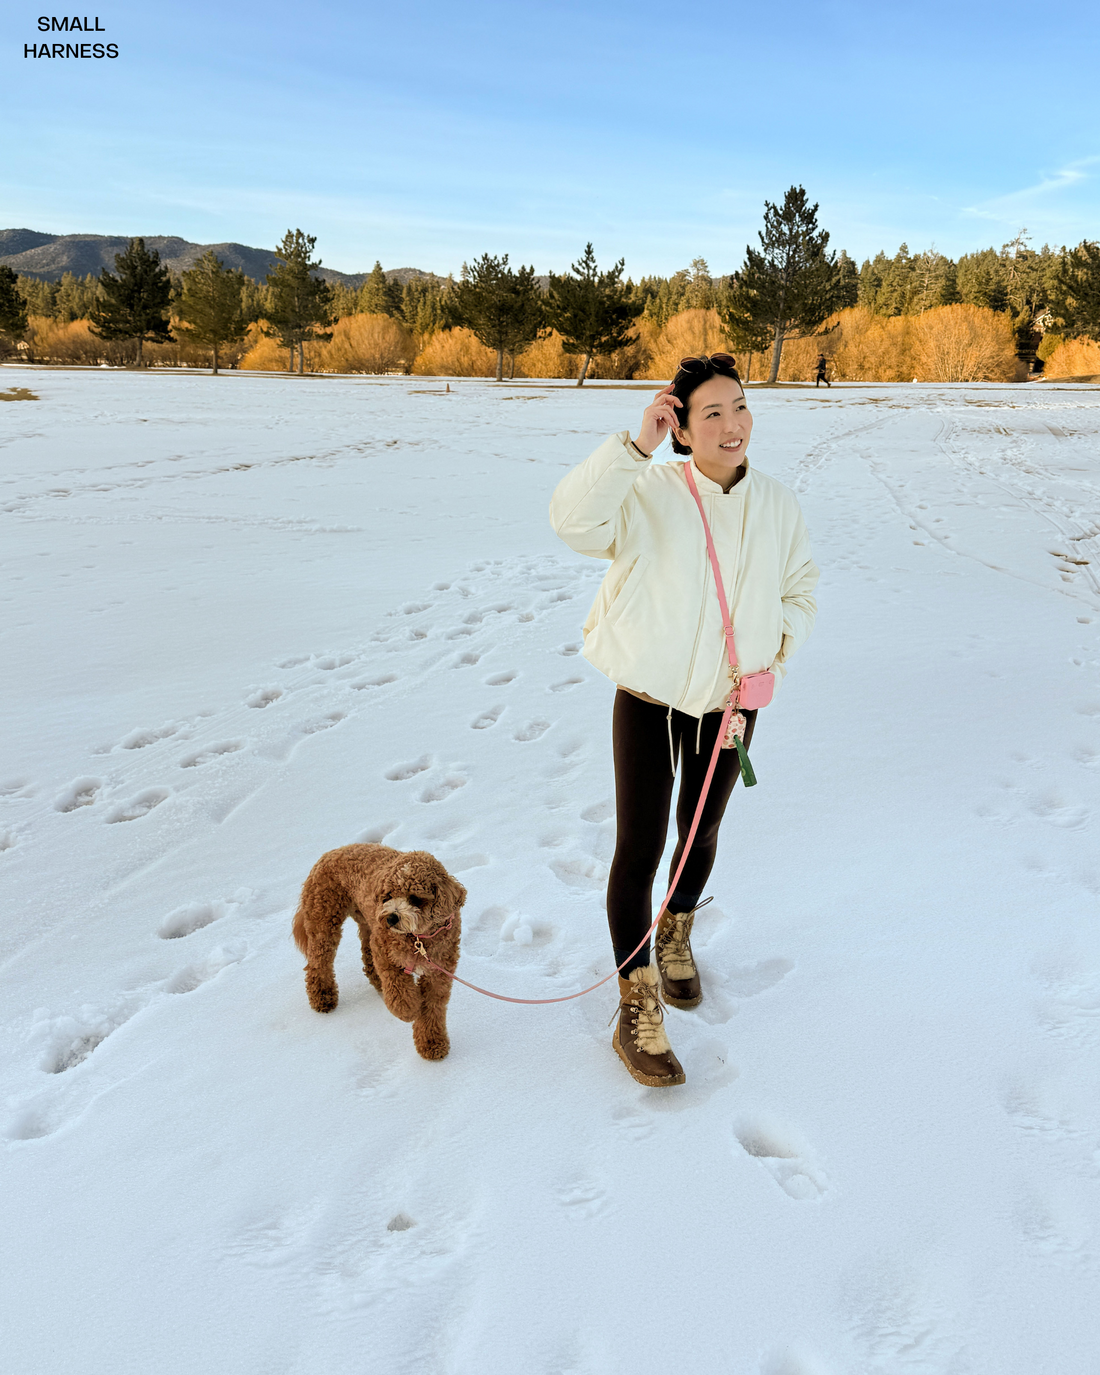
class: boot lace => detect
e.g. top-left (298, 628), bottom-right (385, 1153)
top-left (613, 977), bottom-right (671, 1055)
top-left (657, 912), bottom-right (696, 980)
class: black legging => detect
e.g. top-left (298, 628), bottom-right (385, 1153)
top-left (607, 689), bottom-right (757, 975)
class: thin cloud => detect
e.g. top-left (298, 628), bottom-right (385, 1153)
top-left (962, 155), bottom-right (1100, 222)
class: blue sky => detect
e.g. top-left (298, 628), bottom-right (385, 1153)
top-left (4, 0), bottom-right (1098, 276)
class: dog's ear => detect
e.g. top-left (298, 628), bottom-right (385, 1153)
top-left (441, 874), bottom-right (467, 915)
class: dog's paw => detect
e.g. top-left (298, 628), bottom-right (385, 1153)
top-left (384, 991), bottom-right (419, 1023)
top-left (414, 1024), bottom-right (450, 1060)
top-left (307, 981), bottom-right (339, 1013)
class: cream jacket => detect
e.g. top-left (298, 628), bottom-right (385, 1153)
top-left (549, 431), bottom-right (819, 718)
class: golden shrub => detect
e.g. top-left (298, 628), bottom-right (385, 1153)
top-left (23, 316), bottom-right (128, 365)
top-left (320, 313), bottom-right (414, 374)
top-left (516, 330), bottom-right (578, 379)
top-left (786, 304), bottom-right (1017, 383)
top-left (910, 303), bottom-right (1017, 382)
top-left (239, 322), bottom-right (298, 372)
top-left (827, 307), bottom-right (914, 382)
top-left (412, 327), bottom-right (497, 377)
top-left (642, 310), bottom-right (731, 380)
top-left (1042, 336), bottom-right (1100, 378)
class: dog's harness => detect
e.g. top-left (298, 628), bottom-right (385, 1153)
top-left (402, 915), bottom-right (455, 975)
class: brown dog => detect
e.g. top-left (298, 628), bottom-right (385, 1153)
top-left (292, 843), bottom-right (466, 1060)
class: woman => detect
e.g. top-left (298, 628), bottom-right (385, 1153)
top-left (550, 354), bottom-right (818, 1087)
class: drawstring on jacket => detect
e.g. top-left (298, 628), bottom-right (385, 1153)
top-left (666, 706), bottom-right (707, 775)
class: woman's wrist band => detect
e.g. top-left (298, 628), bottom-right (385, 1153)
top-left (628, 438), bottom-right (651, 460)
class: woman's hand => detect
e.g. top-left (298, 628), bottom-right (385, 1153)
top-left (633, 384), bottom-right (682, 456)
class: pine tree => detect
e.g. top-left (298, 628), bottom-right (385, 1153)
top-left (0, 265), bottom-right (29, 342)
top-left (545, 244), bottom-right (642, 386)
top-left (835, 251), bottom-right (860, 311)
top-left (88, 238), bottom-right (173, 365)
top-left (176, 251), bottom-right (250, 374)
top-left (54, 272), bottom-right (100, 322)
top-left (264, 230), bottom-right (334, 373)
top-left (956, 248), bottom-right (1007, 312)
top-left (857, 252), bottom-right (889, 312)
top-left (359, 261), bottom-right (402, 317)
top-left (736, 188), bottom-right (848, 382)
top-left (876, 244), bottom-right (916, 316)
top-left (1051, 240), bottom-right (1100, 340)
top-left (715, 275), bottom-right (772, 382)
top-left (327, 281), bottom-right (360, 321)
top-left (685, 258), bottom-right (715, 310)
top-left (400, 278), bottom-right (446, 341)
top-left (446, 254), bottom-right (543, 381)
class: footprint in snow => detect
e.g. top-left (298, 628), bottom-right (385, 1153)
top-left (451, 650), bottom-right (482, 667)
top-left (549, 677), bottom-right (584, 692)
top-left (298, 712), bottom-right (345, 736)
top-left (557, 642), bottom-right (582, 656)
top-left (485, 670), bottom-right (518, 685)
top-left (179, 740), bottom-right (244, 768)
top-left (355, 820), bottom-right (400, 844)
top-left (246, 686), bottom-right (284, 708)
top-left (581, 799), bottom-right (615, 823)
top-left (385, 754), bottom-right (432, 781)
top-left (0, 777), bottom-right (34, 798)
top-left (1028, 792), bottom-right (1090, 830)
top-left (420, 774), bottom-right (467, 803)
top-left (105, 788), bottom-right (170, 823)
top-left (165, 942), bottom-right (248, 995)
top-left (557, 1181), bottom-right (607, 1218)
top-left (119, 721), bottom-right (180, 750)
top-left (734, 1115), bottom-right (828, 1199)
top-left (549, 855), bottom-right (607, 889)
top-left (471, 705), bottom-right (504, 730)
top-left (158, 899), bottom-right (230, 939)
top-left (513, 718), bottom-right (552, 742)
top-left (53, 776), bottom-right (102, 812)
top-left (350, 672), bottom-right (398, 690)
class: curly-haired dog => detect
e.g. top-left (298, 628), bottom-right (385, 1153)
top-left (292, 843), bottom-right (466, 1061)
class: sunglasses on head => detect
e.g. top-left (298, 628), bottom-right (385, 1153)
top-left (678, 353), bottom-right (738, 375)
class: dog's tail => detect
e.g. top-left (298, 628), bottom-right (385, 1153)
top-left (292, 900), bottom-right (309, 955)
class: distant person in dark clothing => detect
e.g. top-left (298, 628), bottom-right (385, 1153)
top-left (815, 353), bottom-right (830, 388)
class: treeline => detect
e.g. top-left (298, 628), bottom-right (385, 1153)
top-left (2, 188), bottom-right (1098, 382)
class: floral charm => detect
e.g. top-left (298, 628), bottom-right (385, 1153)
top-left (722, 704), bottom-right (747, 750)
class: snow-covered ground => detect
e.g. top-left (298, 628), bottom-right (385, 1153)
top-left (2, 369), bottom-right (1099, 1375)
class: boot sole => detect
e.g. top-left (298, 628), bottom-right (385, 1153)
top-left (612, 1027), bottom-right (686, 1088)
top-left (662, 990), bottom-right (702, 1010)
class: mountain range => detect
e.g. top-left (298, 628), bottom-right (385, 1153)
top-left (0, 229), bottom-right (442, 288)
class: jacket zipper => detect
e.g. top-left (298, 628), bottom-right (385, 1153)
top-left (678, 509), bottom-right (711, 710)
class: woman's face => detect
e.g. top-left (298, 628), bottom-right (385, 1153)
top-left (674, 375), bottom-right (753, 470)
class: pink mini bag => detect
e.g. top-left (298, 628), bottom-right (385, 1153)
top-left (683, 463), bottom-right (775, 714)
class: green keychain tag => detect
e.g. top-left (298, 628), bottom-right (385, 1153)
top-left (732, 734), bottom-right (757, 788)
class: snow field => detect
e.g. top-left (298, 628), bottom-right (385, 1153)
top-left (1, 371), bottom-right (1099, 1373)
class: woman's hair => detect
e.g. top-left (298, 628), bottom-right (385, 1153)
top-left (668, 356), bottom-right (744, 455)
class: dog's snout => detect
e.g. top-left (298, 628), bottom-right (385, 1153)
top-left (386, 913), bottom-right (400, 927)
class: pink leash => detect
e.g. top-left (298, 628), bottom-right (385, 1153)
top-left (408, 462), bottom-right (743, 1005)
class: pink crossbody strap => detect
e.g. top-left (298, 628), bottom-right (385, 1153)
top-left (683, 463), bottom-right (739, 678)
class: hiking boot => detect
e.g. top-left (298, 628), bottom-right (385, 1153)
top-left (611, 964), bottom-right (685, 1087)
top-left (656, 905), bottom-right (703, 1009)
